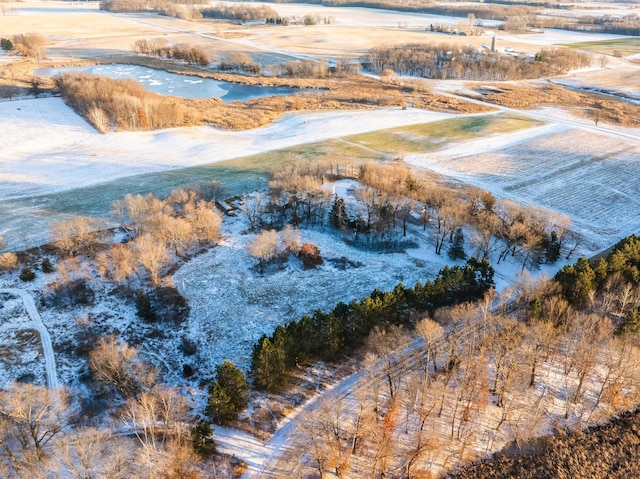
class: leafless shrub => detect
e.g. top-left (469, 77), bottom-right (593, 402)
top-left (0, 252), bottom-right (18, 271)
top-left (88, 335), bottom-right (156, 399)
top-left (12, 33), bottom-right (45, 60)
top-left (298, 242), bottom-right (323, 269)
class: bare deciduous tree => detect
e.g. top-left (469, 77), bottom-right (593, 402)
top-left (0, 385), bottom-right (68, 471)
top-left (88, 335), bottom-right (156, 399)
top-left (134, 234), bottom-right (169, 286)
top-left (246, 229), bottom-right (279, 269)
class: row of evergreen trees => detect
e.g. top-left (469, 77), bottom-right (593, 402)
top-left (250, 258), bottom-right (495, 392)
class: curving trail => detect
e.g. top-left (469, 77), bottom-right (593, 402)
top-left (0, 289), bottom-right (59, 389)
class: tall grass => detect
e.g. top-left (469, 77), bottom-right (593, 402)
top-left (56, 73), bottom-right (202, 133)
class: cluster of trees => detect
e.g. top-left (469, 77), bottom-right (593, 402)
top-left (349, 162), bottom-right (568, 267)
top-left (268, 59), bottom-right (330, 78)
top-left (200, 3), bottom-right (279, 22)
top-left (293, 285), bottom-right (640, 478)
top-left (243, 159), bottom-right (570, 267)
top-left (285, 14), bottom-right (334, 25)
top-left (102, 190), bottom-right (221, 285)
top-left (132, 39), bottom-right (209, 66)
top-left (367, 44), bottom-right (590, 80)
top-left (245, 226), bottom-right (323, 272)
top-left (240, 156), bottom-right (337, 232)
top-left (1, 34), bottom-right (45, 60)
top-left (55, 73), bottom-right (202, 132)
top-left (43, 187), bottom-right (221, 310)
top-left (0, 379), bottom-right (222, 478)
top-left (573, 13), bottom-right (640, 36)
top-left (217, 51), bottom-right (261, 75)
top-left (554, 235), bottom-right (640, 334)
top-left (250, 257), bottom-right (494, 391)
top-left (101, 0), bottom-right (205, 18)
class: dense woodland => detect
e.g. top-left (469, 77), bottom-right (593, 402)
top-left (366, 45), bottom-right (590, 81)
top-left (264, 235), bottom-right (640, 477)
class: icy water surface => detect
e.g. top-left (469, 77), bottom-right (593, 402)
top-left (35, 64), bottom-right (314, 101)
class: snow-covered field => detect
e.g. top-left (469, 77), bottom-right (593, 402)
top-left (405, 123), bottom-right (640, 253)
top-left (0, 98), bottom-right (456, 203)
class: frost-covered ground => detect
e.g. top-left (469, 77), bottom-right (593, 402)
top-left (0, 294), bottom-right (46, 389)
top-left (0, 98), bottom-right (455, 204)
top-left (404, 120), bottom-right (640, 253)
top-left (176, 220), bottom-right (431, 375)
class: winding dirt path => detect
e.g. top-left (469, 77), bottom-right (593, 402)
top-left (0, 289), bottom-right (59, 389)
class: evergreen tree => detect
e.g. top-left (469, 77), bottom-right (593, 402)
top-left (448, 228), bottom-right (467, 260)
top-left (0, 38), bottom-right (13, 51)
top-left (206, 383), bottom-right (235, 424)
top-left (544, 230), bottom-right (561, 264)
top-left (329, 195), bottom-right (349, 231)
top-left (250, 335), bottom-right (288, 392)
top-left (191, 420), bottom-right (216, 455)
top-left (206, 361), bottom-right (249, 424)
top-left (135, 292), bottom-right (157, 323)
top-left (618, 308), bottom-right (640, 336)
top-left (554, 257), bottom-right (596, 307)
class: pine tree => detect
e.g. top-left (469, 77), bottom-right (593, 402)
top-left (135, 292), bottom-right (157, 323)
top-left (206, 361), bottom-right (249, 425)
top-left (619, 308), bottom-right (640, 336)
top-left (250, 335), bottom-right (288, 392)
top-left (191, 420), bottom-right (216, 456)
top-left (448, 228), bottom-right (467, 260)
top-left (544, 230), bottom-right (561, 263)
top-left (329, 195), bottom-right (349, 231)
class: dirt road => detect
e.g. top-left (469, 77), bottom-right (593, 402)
top-left (0, 289), bottom-right (59, 389)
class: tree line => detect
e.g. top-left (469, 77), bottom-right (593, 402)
top-left (132, 39), bottom-right (209, 66)
top-left (200, 3), bottom-right (279, 22)
top-left (246, 159), bottom-right (572, 271)
top-left (366, 44), bottom-right (590, 81)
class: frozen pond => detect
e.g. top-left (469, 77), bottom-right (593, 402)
top-left (35, 64), bottom-right (315, 101)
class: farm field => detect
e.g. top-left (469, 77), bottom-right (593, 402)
top-left (563, 37), bottom-right (640, 57)
top-left (405, 125), bottom-right (640, 252)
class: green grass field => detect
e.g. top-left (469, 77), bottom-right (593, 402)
top-left (563, 38), bottom-right (640, 56)
top-left (342, 114), bottom-right (542, 155)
